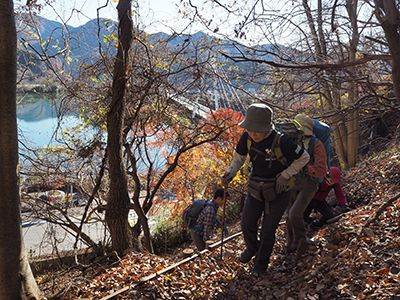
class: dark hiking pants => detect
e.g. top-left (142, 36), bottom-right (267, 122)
top-left (241, 191), bottom-right (290, 271)
top-left (304, 198), bottom-right (334, 226)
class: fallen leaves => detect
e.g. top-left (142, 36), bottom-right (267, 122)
top-left (37, 143), bottom-right (400, 300)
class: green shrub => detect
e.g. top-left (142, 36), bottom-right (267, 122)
top-left (152, 217), bottom-right (191, 255)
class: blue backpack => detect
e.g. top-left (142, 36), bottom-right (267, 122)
top-left (182, 199), bottom-right (213, 230)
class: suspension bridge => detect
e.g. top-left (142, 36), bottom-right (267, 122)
top-left (169, 56), bottom-right (247, 119)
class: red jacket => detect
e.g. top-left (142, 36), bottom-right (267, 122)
top-left (313, 179), bottom-right (348, 207)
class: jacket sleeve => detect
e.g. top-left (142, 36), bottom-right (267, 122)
top-left (281, 150), bottom-right (310, 179)
top-left (306, 139), bottom-right (328, 179)
top-left (227, 151), bottom-right (247, 179)
top-left (333, 183), bottom-right (348, 207)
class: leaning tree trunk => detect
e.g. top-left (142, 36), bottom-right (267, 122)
top-left (0, 1), bottom-right (43, 299)
top-left (105, 0), bottom-right (134, 257)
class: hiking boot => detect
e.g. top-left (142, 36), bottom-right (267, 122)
top-left (310, 219), bottom-right (324, 230)
top-left (250, 267), bottom-right (266, 277)
top-left (290, 241), bottom-right (298, 252)
top-left (283, 244), bottom-right (294, 254)
top-left (293, 238), bottom-right (309, 266)
top-left (238, 250), bottom-right (254, 263)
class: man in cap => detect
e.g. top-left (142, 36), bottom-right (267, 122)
top-left (284, 114), bottom-right (328, 263)
top-left (303, 166), bottom-right (349, 229)
top-left (221, 103), bottom-right (309, 275)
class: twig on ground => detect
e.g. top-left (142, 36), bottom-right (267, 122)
top-left (364, 193), bottom-right (400, 226)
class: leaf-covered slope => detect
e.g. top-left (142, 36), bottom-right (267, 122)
top-left (38, 143), bottom-right (400, 299)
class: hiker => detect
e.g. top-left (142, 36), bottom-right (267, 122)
top-left (221, 103), bottom-right (310, 275)
top-left (304, 166), bottom-right (349, 228)
top-left (189, 188), bottom-right (229, 251)
top-left (284, 114), bottom-right (328, 260)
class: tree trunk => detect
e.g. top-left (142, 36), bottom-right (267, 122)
top-left (374, 0), bottom-right (400, 105)
top-left (105, 0), bottom-right (134, 257)
top-left (345, 0), bottom-right (359, 168)
top-left (303, 0), bottom-right (348, 168)
top-left (302, 0), bottom-right (361, 169)
top-left (0, 1), bottom-right (43, 299)
top-left (124, 140), bottom-right (154, 252)
top-left (347, 107), bottom-right (359, 167)
top-left (131, 202), bottom-right (154, 253)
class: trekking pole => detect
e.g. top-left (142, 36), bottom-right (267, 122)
top-left (220, 187), bottom-right (227, 260)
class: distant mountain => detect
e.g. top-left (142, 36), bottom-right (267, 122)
top-left (17, 16), bottom-right (117, 76)
top-left (16, 16), bottom-right (274, 91)
top-left (36, 16), bottom-right (116, 56)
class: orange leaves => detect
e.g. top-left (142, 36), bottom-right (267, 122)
top-left (376, 268), bottom-right (389, 275)
top-left (155, 265), bottom-right (163, 272)
top-left (341, 248), bottom-right (352, 258)
top-left (64, 251), bottom-right (174, 299)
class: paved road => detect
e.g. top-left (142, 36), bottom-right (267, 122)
top-left (21, 209), bottom-right (159, 258)
top-left (22, 211), bottom-right (107, 258)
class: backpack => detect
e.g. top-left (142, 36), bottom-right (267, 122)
top-left (273, 119), bottom-right (305, 165)
top-left (311, 119), bottom-right (331, 169)
top-left (182, 199), bottom-right (213, 230)
top-left (246, 119), bottom-right (305, 192)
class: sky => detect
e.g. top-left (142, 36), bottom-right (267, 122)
top-left (25, 0), bottom-right (185, 33)
top-left (14, 0), bottom-right (277, 46)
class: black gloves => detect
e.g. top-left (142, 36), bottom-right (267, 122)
top-left (276, 174), bottom-right (289, 194)
top-left (221, 173), bottom-right (232, 188)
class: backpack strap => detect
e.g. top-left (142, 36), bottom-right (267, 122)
top-left (308, 136), bottom-right (317, 160)
top-left (247, 133), bottom-right (302, 192)
top-left (274, 133), bottom-right (305, 191)
top-left (206, 201), bottom-right (218, 212)
top-left (247, 133), bottom-right (282, 169)
top-left (272, 134), bottom-right (286, 167)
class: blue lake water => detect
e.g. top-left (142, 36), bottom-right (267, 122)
top-left (17, 93), bottom-right (165, 172)
top-left (17, 94), bottom-right (80, 148)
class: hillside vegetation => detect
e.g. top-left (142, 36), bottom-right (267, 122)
top-left (35, 125), bottom-right (400, 299)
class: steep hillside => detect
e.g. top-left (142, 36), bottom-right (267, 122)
top-left (35, 133), bottom-right (400, 299)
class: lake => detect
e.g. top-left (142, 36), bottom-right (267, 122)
top-left (17, 93), bottom-right (81, 149)
top-left (17, 93), bottom-right (165, 171)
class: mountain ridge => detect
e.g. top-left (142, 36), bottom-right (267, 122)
top-left (17, 16), bottom-right (273, 92)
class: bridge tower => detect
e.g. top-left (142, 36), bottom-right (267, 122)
top-left (209, 54), bottom-right (246, 115)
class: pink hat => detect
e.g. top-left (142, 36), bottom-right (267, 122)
top-left (328, 167), bottom-right (342, 183)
